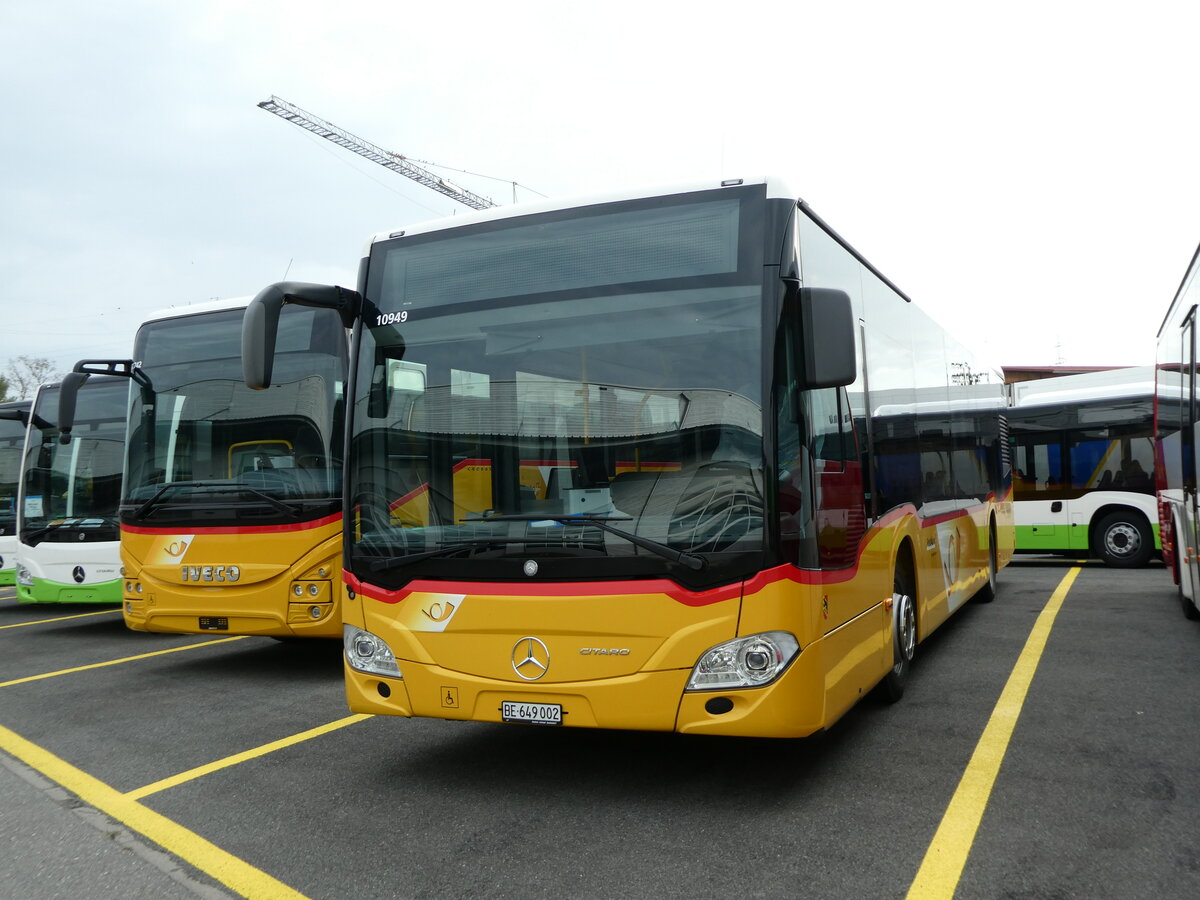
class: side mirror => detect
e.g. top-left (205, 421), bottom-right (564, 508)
top-left (366, 362), bottom-right (392, 419)
top-left (243, 281), bottom-right (363, 390)
top-left (798, 287), bottom-right (856, 389)
top-left (58, 359), bottom-right (143, 444)
top-left (57, 371), bottom-right (91, 444)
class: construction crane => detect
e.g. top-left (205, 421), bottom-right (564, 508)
top-left (258, 95), bottom-right (499, 211)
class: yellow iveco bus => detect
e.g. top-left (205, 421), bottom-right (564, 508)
top-left (63, 297), bottom-right (348, 637)
top-left (244, 178), bottom-right (1014, 737)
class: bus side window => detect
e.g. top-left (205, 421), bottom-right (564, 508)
top-left (1013, 435), bottom-right (1063, 497)
top-left (811, 387), bottom-right (865, 568)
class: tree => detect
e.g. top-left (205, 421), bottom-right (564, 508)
top-left (4, 356), bottom-right (62, 400)
top-left (0, 373), bottom-right (10, 403)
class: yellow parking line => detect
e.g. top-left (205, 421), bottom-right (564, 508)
top-left (0, 722), bottom-right (310, 899)
top-left (906, 566), bottom-right (1082, 899)
top-left (0, 608), bottom-right (122, 630)
top-left (126, 714), bottom-right (373, 800)
top-left (0, 636), bottom-right (249, 689)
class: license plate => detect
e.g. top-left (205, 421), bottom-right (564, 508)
top-left (501, 701), bottom-right (562, 725)
top-left (198, 616), bottom-right (228, 631)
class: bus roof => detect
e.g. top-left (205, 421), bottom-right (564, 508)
top-left (142, 296), bottom-right (253, 325)
top-left (1011, 366), bottom-right (1154, 408)
top-left (363, 176), bottom-right (801, 250)
top-left (361, 175), bottom-right (924, 310)
top-left (1158, 240), bottom-right (1200, 340)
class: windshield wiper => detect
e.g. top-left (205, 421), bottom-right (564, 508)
top-left (236, 486), bottom-right (301, 517)
top-left (130, 483), bottom-right (196, 521)
top-left (21, 520), bottom-right (73, 542)
top-left (129, 482), bottom-right (299, 521)
top-left (21, 516), bottom-right (119, 543)
top-left (484, 514), bottom-right (707, 571)
top-left (365, 538), bottom-right (524, 573)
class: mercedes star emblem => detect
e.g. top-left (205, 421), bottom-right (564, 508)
top-left (511, 636), bottom-right (550, 681)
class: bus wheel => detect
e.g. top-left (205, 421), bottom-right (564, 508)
top-left (1179, 554), bottom-right (1200, 621)
top-left (882, 564), bottom-right (916, 702)
top-left (1094, 512), bottom-right (1153, 568)
top-left (1182, 584), bottom-right (1200, 621)
top-left (975, 520), bottom-right (999, 603)
top-left (1184, 593), bottom-right (1200, 621)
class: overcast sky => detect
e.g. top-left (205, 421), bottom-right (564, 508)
top-left (3, 0), bottom-right (1199, 387)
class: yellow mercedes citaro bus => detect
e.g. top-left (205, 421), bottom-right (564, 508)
top-left (65, 297), bottom-right (348, 637)
top-left (243, 179), bottom-right (1014, 737)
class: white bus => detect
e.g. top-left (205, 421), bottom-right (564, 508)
top-left (1156, 242), bottom-right (1200, 618)
top-left (1009, 367), bottom-right (1158, 567)
top-left (15, 378), bottom-right (126, 603)
top-left (0, 400), bottom-right (31, 586)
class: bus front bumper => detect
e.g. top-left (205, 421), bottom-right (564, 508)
top-left (344, 639), bottom-right (830, 739)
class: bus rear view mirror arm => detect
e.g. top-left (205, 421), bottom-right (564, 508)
top-left (243, 281), bottom-right (363, 390)
top-left (57, 360), bottom-right (147, 444)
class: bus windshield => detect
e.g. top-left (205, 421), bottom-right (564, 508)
top-left (0, 406), bottom-right (28, 540)
top-left (21, 380), bottom-right (125, 545)
top-left (125, 305), bottom-right (347, 527)
top-left (351, 188), bottom-right (767, 587)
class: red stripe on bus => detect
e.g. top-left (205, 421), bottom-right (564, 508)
top-left (345, 498), bottom-right (998, 605)
top-left (123, 512), bottom-right (341, 536)
top-left (345, 563), bottom-right (840, 609)
top-left (389, 484), bottom-right (429, 511)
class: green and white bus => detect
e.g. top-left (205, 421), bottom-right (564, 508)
top-left (0, 400), bottom-right (31, 586)
top-left (1009, 366), bottom-right (1158, 567)
top-left (15, 378), bottom-right (126, 603)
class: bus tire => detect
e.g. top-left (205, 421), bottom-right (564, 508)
top-left (1179, 554), bottom-right (1200, 621)
top-left (1094, 511), bottom-right (1153, 568)
top-left (881, 560), bottom-right (916, 703)
top-left (974, 519), bottom-right (999, 603)
top-left (1183, 593), bottom-right (1200, 621)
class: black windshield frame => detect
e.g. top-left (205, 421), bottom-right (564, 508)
top-left (20, 379), bottom-right (126, 545)
top-left (122, 304), bottom-right (348, 528)
top-left (347, 185), bottom-right (778, 591)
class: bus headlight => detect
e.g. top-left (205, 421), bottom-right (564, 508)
top-left (16, 565), bottom-right (33, 587)
top-left (343, 624), bottom-right (402, 678)
top-left (686, 631), bottom-right (799, 691)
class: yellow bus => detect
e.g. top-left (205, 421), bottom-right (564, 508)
top-left (244, 179), bottom-right (1014, 736)
top-left (63, 297), bottom-right (348, 637)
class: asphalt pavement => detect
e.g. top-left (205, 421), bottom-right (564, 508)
top-left (2, 561), bottom-right (1198, 900)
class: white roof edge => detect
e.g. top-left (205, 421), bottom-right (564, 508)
top-left (142, 296), bottom-right (254, 324)
top-left (361, 176), bottom-right (797, 251)
top-left (1011, 365), bottom-right (1156, 407)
